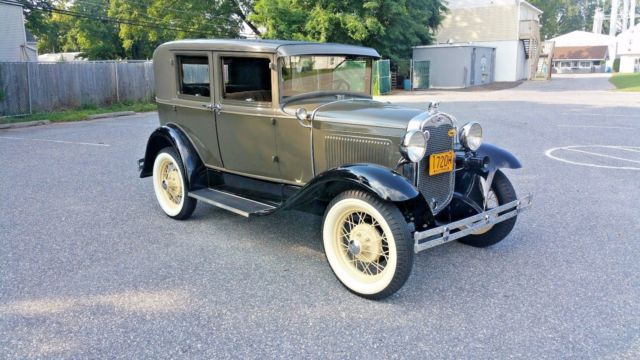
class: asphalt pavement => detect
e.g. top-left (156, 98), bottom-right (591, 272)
top-left (1, 74), bottom-right (639, 359)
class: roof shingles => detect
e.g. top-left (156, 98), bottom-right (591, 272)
top-left (553, 46), bottom-right (609, 60)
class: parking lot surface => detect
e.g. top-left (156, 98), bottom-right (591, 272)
top-left (1, 74), bottom-right (640, 358)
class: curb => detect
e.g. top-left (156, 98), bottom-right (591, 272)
top-left (87, 111), bottom-right (136, 120)
top-left (0, 120), bottom-right (50, 130)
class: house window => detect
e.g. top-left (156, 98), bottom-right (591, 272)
top-left (221, 57), bottom-right (272, 103)
top-left (579, 61), bottom-right (591, 68)
top-left (560, 61), bottom-right (571, 68)
top-left (177, 56), bottom-right (210, 98)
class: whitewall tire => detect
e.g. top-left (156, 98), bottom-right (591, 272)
top-left (152, 147), bottom-right (197, 220)
top-left (322, 190), bottom-right (413, 299)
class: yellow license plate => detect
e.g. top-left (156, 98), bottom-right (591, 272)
top-left (428, 151), bottom-right (455, 176)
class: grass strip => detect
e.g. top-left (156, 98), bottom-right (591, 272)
top-left (0, 101), bottom-right (157, 124)
top-left (609, 73), bottom-right (640, 92)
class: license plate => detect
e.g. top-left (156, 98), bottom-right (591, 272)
top-left (428, 151), bottom-right (454, 176)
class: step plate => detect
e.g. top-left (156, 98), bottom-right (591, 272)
top-left (188, 188), bottom-right (276, 217)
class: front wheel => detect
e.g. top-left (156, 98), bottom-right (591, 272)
top-left (322, 190), bottom-right (413, 299)
top-left (458, 170), bottom-right (517, 248)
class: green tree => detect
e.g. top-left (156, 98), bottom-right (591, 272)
top-left (529, 0), bottom-right (609, 39)
top-left (250, 0), bottom-right (446, 61)
top-left (109, 0), bottom-right (243, 59)
top-left (22, 0), bottom-right (245, 60)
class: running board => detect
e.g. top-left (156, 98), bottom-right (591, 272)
top-left (188, 188), bottom-right (276, 217)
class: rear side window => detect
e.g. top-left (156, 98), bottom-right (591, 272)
top-left (221, 57), bottom-right (272, 103)
top-left (178, 56), bottom-right (210, 98)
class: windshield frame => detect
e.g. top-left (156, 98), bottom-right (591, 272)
top-left (278, 54), bottom-right (375, 104)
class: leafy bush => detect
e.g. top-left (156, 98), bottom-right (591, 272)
top-left (613, 58), bottom-right (620, 73)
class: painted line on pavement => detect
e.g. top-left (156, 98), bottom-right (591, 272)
top-left (560, 113), bottom-right (628, 117)
top-left (545, 145), bottom-right (640, 171)
top-left (0, 136), bottom-right (110, 147)
top-left (556, 125), bottom-right (635, 130)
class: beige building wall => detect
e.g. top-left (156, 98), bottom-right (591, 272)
top-left (433, 0), bottom-right (541, 81)
top-left (436, 5), bottom-right (519, 43)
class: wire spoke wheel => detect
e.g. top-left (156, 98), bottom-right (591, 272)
top-left (336, 210), bottom-right (390, 280)
top-left (459, 170), bottom-right (518, 248)
top-left (322, 190), bottom-right (413, 299)
top-left (152, 147), bottom-right (196, 220)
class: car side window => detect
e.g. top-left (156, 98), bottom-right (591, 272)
top-left (221, 57), bottom-right (272, 103)
top-left (177, 55), bottom-right (210, 99)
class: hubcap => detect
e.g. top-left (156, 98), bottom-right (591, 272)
top-left (337, 211), bottom-right (389, 277)
top-left (159, 159), bottom-right (182, 205)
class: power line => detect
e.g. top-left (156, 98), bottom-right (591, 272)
top-left (24, 3), bottom-right (238, 36)
top-left (74, 0), bottom-right (241, 24)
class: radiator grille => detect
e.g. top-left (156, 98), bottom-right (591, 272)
top-left (325, 135), bottom-right (391, 170)
top-left (416, 121), bottom-right (455, 214)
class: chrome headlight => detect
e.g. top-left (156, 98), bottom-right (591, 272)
top-left (459, 122), bottom-right (483, 151)
top-left (400, 130), bottom-right (428, 163)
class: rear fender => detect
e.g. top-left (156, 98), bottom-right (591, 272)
top-left (139, 124), bottom-right (207, 190)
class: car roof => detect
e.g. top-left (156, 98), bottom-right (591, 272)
top-left (156, 39), bottom-right (381, 58)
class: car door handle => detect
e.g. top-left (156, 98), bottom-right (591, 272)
top-left (202, 103), bottom-right (222, 113)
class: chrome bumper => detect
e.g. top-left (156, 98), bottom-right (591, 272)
top-left (414, 194), bottom-right (533, 253)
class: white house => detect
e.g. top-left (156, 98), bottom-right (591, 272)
top-left (548, 31), bottom-right (617, 69)
top-left (616, 24), bottom-right (640, 73)
top-left (0, 0), bottom-right (38, 62)
top-left (434, 0), bottom-right (542, 82)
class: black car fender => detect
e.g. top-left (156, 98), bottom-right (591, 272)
top-left (475, 143), bottom-right (522, 172)
top-left (446, 143), bottom-right (522, 221)
top-left (282, 164), bottom-right (434, 229)
top-left (139, 124), bottom-right (207, 190)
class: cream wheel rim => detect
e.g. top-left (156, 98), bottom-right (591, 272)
top-left (153, 152), bottom-right (185, 216)
top-left (323, 198), bottom-right (397, 295)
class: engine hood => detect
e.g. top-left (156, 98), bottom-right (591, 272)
top-left (284, 98), bottom-right (424, 130)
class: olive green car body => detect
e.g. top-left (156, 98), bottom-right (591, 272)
top-left (152, 39), bottom-right (414, 186)
top-left (141, 40), bottom-right (531, 298)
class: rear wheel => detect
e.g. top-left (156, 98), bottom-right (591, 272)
top-left (322, 190), bottom-right (413, 299)
top-left (152, 147), bottom-right (196, 220)
top-left (459, 170), bottom-right (517, 248)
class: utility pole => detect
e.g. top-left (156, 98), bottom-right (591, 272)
top-left (610, 0), bottom-right (620, 36)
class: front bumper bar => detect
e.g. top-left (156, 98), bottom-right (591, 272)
top-left (414, 194), bottom-right (533, 253)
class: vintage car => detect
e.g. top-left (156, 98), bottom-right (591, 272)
top-left (139, 39), bottom-right (531, 299)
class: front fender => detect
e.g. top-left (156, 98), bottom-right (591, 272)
top-left (139, 124), bottom-right (206, 190)
top-left (282, 164), bottom-right (433, 229)
top-left (294, 163), bottom-right (420, 203)
top-left (475, 143), bottom-right (522, 172)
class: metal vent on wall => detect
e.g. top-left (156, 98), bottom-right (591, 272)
top-left (325, 135), bottom-right (391, 170)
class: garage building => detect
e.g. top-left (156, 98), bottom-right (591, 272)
top-left (412, 45), bottom-right (495, 89)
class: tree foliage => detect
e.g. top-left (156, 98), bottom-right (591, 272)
top-left (22, 0), bottom-right (246, 60)
top-left (529, 0), bottom-right (608, 39)
top-left (250, 0), bottom-right (446, 61)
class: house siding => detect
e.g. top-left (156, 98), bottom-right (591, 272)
top-left (436, 5), bottom-right (519, 43)
top-left (0, 1), bottom-right (31, 62)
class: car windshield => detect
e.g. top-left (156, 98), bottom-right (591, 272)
top-left (279, 55), bottom-right (373, 100)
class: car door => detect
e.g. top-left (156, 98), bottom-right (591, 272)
top-left (214, 53), bottom-right (280, 180)
top-left (170, 52), bottom-right (223, 167)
